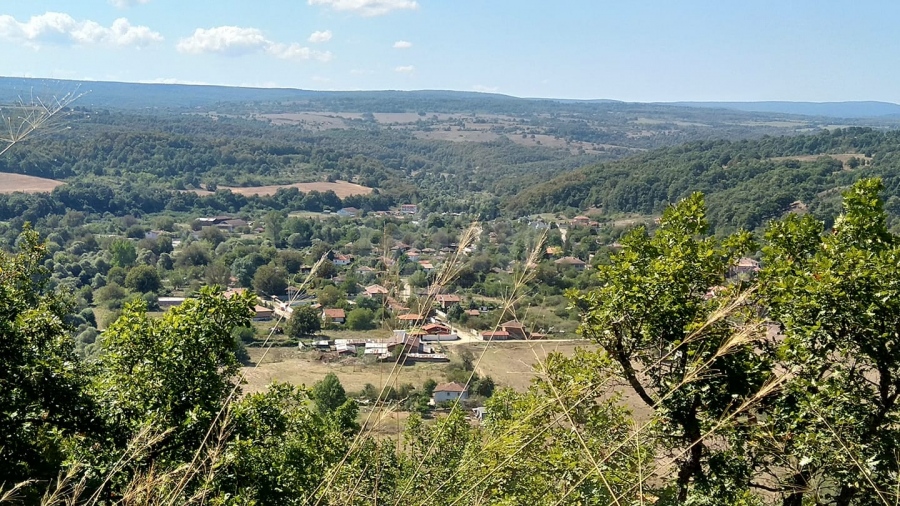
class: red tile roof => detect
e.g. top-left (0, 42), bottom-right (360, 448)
top-left (323, 308), bottom-right (346, 319)
top-left (434, 382), bottom-right (467, 393)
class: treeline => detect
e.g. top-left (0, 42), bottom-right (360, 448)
top-left (511, 127), bottom-right (900, 231)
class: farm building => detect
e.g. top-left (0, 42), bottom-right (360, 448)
top-left (433, 382), bottom-right (468, 403)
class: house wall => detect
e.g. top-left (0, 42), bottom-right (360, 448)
top-left (433, 391), bottom-right (468, 403)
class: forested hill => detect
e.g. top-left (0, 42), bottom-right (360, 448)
top-left (510, 127), bottom-right (900, 231)
top-left (671, 100), bottom-right (900, 118)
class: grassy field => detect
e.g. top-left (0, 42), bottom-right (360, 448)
top-left (0, 172), bottom-right (64, 194)
top-left (191, 180), bottom-right (372, 198)
top-left (240, 339), bottom-right (593, 394)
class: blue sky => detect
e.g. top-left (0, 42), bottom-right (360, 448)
top-left (0, 0), bottom-right (897, 102)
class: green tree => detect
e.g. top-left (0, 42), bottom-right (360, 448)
top-left (570, 193), bottom-right (766, 503)
top-left (317, 284), bottom-right (344, 307)
top-left (288, 305), bottom-right (322, 338)
top-left (109, 238), bottom-right (137, 268)
top-left (252, 264), bottom-right (287, 296)
top-left (0, 228), bottom-right (92, 486)
top-left (760, 178), bottom-right (900, 506)
top-left (346, 308), bottom-right (375, 330)
top-left (311, 373), bottom-right (347, 414)
top-left (124, 264), bottom-right (161, 293)
top-left (80, 287), bottom-right (255, 473)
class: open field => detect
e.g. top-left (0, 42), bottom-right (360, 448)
top-left (0, 173), bottom-right (64, 194)
top-left (241, 347), bottom-right (450, 394)
top-left (241, 339), bottom-right (593, 394)
top-left (769, 152), bottom-right (872, 169)
top-left (191, 180), bottom-right (372, 198)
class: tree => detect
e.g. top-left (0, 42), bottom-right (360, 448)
top-left (176, 241), bottom-right (211, 268)
top-left (570, 193), bottom-right (766, 503)
top-left (80, 287), bottom-right (254, 472)
top-left (346, 308), bottom-right (375, 331)
top-left (317, 284), bottom-right (344, 307)
top-left (0, 228), bottom-right (92, 485)
top-left (124, 264), bottom-right (161, 293)
top-left (231, 254), bottom-right (265, 287)
top-left (288, 305), bottom-right (321, 338)
top-left (760, 178), bottom-right (900, 506)
top-left (311, 373), bottom-right (347, 414)
top-left (252, 264), bottom-right (287, 296)
top-left (109, 238), bottom-right (136, 268)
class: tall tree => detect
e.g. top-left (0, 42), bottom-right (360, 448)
top-left (81, 287), bottom-right (254, 472)
top-left (570, 193), bottom-right (768, 502)
top-left (0, 228), bottom-right (93, 485)
top-left (761, 178), bottom-right (900, 506)
top-left (288, 305), bottom-right (322, 338)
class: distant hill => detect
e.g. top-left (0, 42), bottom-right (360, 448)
top-left (0, 76), bottom-right (519, 111)
top-left (509, 127), bottom-right (900, 231)
top-left (669, 101), bottom-right (900, 118)
top-left (3, 76), bottom-right (900, 121)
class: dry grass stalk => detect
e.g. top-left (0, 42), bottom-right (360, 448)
top-left (0, 89), bottom-right (84, 158)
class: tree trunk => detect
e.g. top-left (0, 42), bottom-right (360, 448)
top-left (676, 401), bottom-right (704, 502)
top-left (835, 485), bottom-right (855, 506)
top-left (781, 472), bottom-right (808, 506)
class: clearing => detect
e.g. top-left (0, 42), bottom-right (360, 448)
top-left (191, 180), bottom-right (372, 198)
top-left (241, 339), bottom-right (593, 394)
top-left (0, 173), bottom-right (64, 194)
top-left (769, 153), bottom-right (872, 169)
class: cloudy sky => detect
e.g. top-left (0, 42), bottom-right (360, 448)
top-left (1, 0), bottom-right (899, 102)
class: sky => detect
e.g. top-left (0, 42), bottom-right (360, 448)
top-left (0, 0), bottom-right (898, 102)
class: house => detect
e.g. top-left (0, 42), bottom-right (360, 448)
top-left (545, 246), bottom-right (563, 257)
top-left (481, 330), bottom-right (510, 341)
top-left (386, 297), bottom-right (409, 313)
top-left (364, 284), bottom-right (389, 299)
top-left (400, 204), bottom-right (418, 214)
top-left (253, 305), bottom-right (274, 321)
top-left (333, 254), bottom-right (352, 266)
top-left (406, 249), bottom-right (421, 262)
top-left (422, 323), bottom-right (450, 335)
top-left (145, 230), bottom-right (167, 240)
top-left (500, 320), bottom-right (528, 339)
top-left (158, 297), bottom-right (186, 309)
top-left (196, 216), bottom-right (232, 226)
top-left (732, 257), bottom-right (761, 276)
top-left (397, 313), bottom-right (425, 327)
top-left (418, 260), bottom-right (435, 272)
top-left (432, 382), bottom-right (468, 403)
top-left (435, 294), bottom-right (462, 309)
top-left (223, 287), bottom-right (247, 298)
top-left (555, 256), bottom-right (587, 271)
top-left (388, 331), bottom-right (421, 354)
top-left (356, 265), bottom-right (376, 276)
top-left (336, 207), bottom-right (359, 218)
top-left (572, 215), bottom-right (591, 227)
top-left (217, 219), bottom-right (249, 232)
top-left (322, 308), bottom-right (346, 324)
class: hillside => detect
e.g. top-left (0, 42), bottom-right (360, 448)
top-left (671, 100), bottom-right (900, 118)
top-left (511, 127), bottom-right (900, 231)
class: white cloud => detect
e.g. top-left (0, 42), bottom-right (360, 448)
top-left (109, 0), bottom-right (151, 8)
top-left (393, 40), bottom-right (412, 49)
top-left (308, 30), bottom-right (332, 43)
top-left (308, 0), bottom-right (418, 17)
top-left (178, 26), bottom-right (331, 61)
top-left (472, 84), bottom-right (498, 93)
top-left (394, 65), bottom-right (414, 73)
top-left (0, 12), bottom-right (163, 48)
